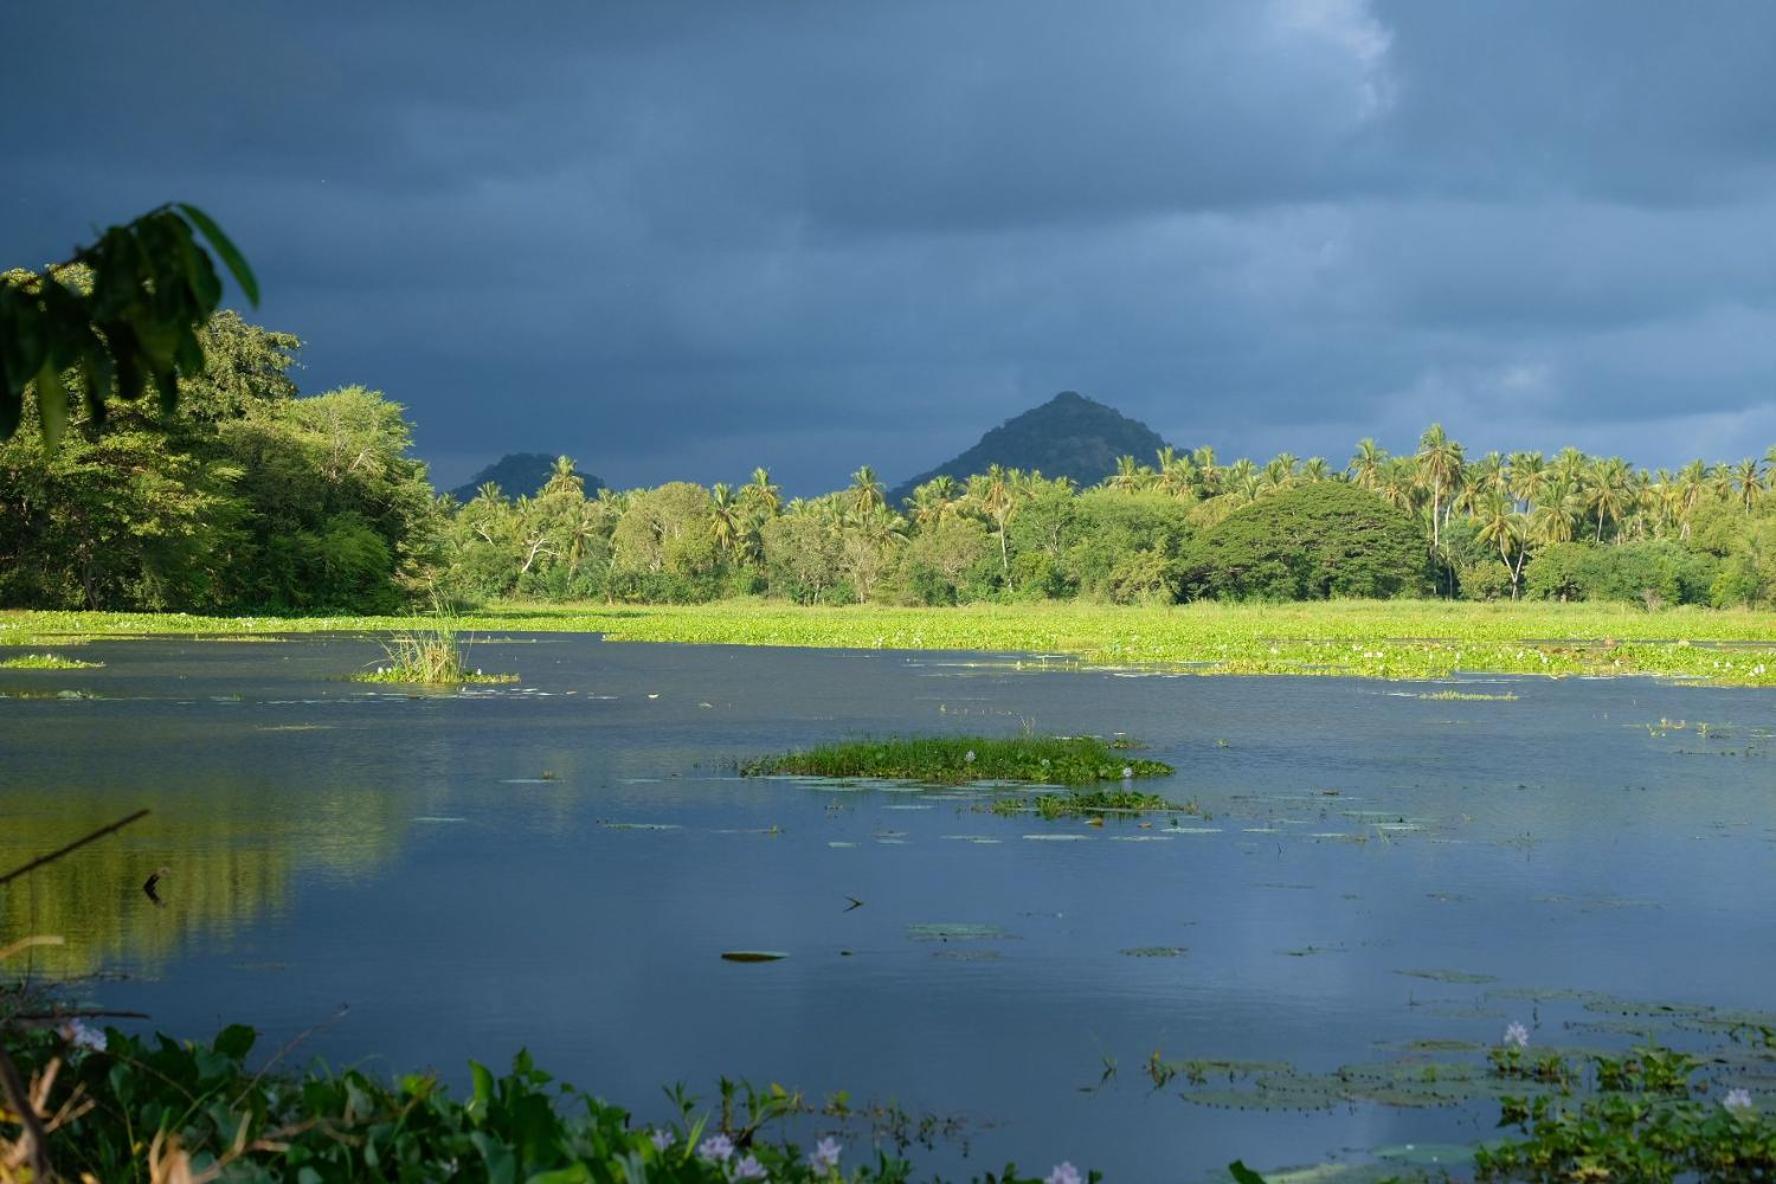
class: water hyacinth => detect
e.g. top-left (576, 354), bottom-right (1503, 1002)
top-left (648, 1128), bottom-right (676, 1151)
top-left (1120, 766), bottom-right (1133, 779)
top-left (808, 1137), bottom-right (842, 1172)
top-left (60, 1018), bottom-right (107, 1052)
top-left (1725, 1087), bottom-right (1756, 1113)
top-left (1503, 1021), bottom-right (1530, 1049)
top-left (698, 1133), bottom-right (735, 1163)
top-left (1046, 1163), bottom-right (1083, 1184)
top-left (732, 1153), bottom-right (767, 1180)
top-left (964, 750), bottom-right (976, 764)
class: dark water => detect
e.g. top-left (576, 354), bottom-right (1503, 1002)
top-left (3, 634), bottom-right (1774, 1180)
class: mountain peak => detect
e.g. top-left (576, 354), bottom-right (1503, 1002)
top-left (889, 392), bottom-right (1169, 504)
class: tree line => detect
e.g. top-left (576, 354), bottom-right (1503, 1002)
top-left (6, 305), bottom-right (1776, 612)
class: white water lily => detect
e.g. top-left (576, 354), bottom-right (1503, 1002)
top-left (1503, 1021), bottom-right (1530, 1049)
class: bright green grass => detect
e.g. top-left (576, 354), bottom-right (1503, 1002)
top-left (741, 735), bottom-right (1173, 785)
top-left (0, 652), bottom-right (104, 670)
top-left (8, 599), bottom-right (1776, 683)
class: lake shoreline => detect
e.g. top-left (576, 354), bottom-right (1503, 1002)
top-left (7, 599), bottom-right (1776, 684)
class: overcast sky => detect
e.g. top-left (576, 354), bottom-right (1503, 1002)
top-left (6, 2), bottom-right (1776, 492)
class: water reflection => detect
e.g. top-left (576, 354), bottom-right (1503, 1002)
top-left (2, 634), bottom-right (1775, 1180)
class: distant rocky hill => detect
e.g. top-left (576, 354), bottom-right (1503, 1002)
top-left (888, 391), bottom-right (1169, 505)
top-left (448, 453), bottom-right (604, 503)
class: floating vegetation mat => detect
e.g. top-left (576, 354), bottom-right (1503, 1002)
top-left (741, 734), bottom-right (1172, 786)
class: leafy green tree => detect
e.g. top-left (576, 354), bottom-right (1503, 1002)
top-left (1180, 483), bottom-right (1428, 601)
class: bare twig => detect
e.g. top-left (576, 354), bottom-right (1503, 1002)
top-left (0, 1039), bottom-right (49, 1181)
top-left (0, 809), bottom-right (151, 888)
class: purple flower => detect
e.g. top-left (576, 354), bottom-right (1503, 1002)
top-left (648, 1128), bottom-right (675, 1151)
top-left (698, 1133), bottom-right (735, 1163)
top-left (808, 1137), bottom-right (842, 1171)
top-left (1046, 1163), bottom-right (1082, 1184)
top-left (1502, 1022), bottom-right (1530, 1050)
top-left (1725, 1088), bottom-right (1755, 1113)
top-left (60, 1019), bottom-right (106, 1053)
top-left (731, 1153), bottom-right (767, 1181)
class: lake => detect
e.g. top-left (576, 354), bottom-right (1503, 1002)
top-left (2, 633), bottom-right (1773, 1181)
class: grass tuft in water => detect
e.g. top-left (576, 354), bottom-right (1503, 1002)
top-left (0, 653), bottom-right (104, 670)
top-left (742, 735), bottom-right (1172, 785)
top-left (350, 607), bottom-right (517, 686)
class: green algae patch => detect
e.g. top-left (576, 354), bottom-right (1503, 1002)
top-left (742, 734), bottom-right (1172, 786)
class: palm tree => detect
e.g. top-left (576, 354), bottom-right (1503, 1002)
top-left (1301, 457), bottom-right (1332, 483)
top-left (1732, 457), bottom-right (1764, 514)
top-left (1376, 457), bottom-right (1418, 514)
top-left (1474, 490), bottom-right (1529, 598)
top-left (1414, 424), bottom-right (1464, 552)
top-left (1348, 438), bottom-right (1388, 490)
top-left (1508, 451), bottom-right (1547, 511)
top-left (1586, 457), bottom-right (1632, 542)
top-left (1675, 460), bottom-right (1708, 539)
top-left (908, 476), bottom-right (961, 529)
top-left (848, 465), bottom-right (886, 514)
top-left (1262, 453), bottom-right (1299, 492)
top-left (1106, 455), bottom-right (1151, 492)
top-left (970, 465), bottom-right (1020, 580)
top-left (710, 483), bottom-right (743, 557)
top-left (742, 467), bottom-right (781, 516)
top-left (1191, 446), bottom-right (1220, 498)
top-left (1155, 447), bottom-right (1197, 499)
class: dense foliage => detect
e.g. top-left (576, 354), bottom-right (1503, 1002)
top-left (0, 314), bottom-right (436, 611)
top-left (436, 430), bottom-right (1776, 613)
top-left (8, 299), bottom-right (1776, 614)
top-left (0, 1022), bottom-right (1090, 1184)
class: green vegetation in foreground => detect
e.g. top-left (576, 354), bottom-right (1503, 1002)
top-left (0, 1022), bottom-right (1095, 1184)
top-left (0, 652), bottom-right (102, 670)
top-left (742, 735), bottom-right (1172, 786)
top-left (14, 599), bottom-right (1776, 684)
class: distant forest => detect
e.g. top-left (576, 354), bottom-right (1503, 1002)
top-left (3, 310), bottom-right (1775, 612)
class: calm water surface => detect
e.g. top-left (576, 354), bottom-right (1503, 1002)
top-left (2, 634), bottom-right (1774, 1180)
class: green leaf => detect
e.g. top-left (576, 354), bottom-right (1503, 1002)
top-left (213, 1023), bottom-right (257, 1060)
top-left (35, 363), bottom-right (67, 447)
top-left (526, 1166), bottom-right (592, 1184)
top-left (470, 1060), bottom-right (495, 1116)
top-left (1229, 1162), bottom-right (1269, 1184)
top-left (177, 204), bottom-right (258, 306)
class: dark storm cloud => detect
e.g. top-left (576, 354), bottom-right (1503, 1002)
top-left (5, 1), bottom-right (1776, 491)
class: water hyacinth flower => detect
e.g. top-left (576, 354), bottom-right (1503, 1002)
top-left (60, 1019), bottom-right (106, 1053)
top-left (1120, 766), bottom-right (1133, 779)
top-left (648, 1128), bottom-right (675, 1151)
top-left (808, 1137), bottom-right (842, 1172)
top-left (698, 1133), bottom-right (735, 1163)
top-left (1503, 1022), bottom-right (1530, 1050)
top-left (1046, 1163), bottom-right (1082, 1184)
top-left (1725, 1087), bottom-right (1755, 1113)
top-left (964, 750), bottom-right (976, 764)
top-left (731, 1153), bottom-right (768, 1180)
